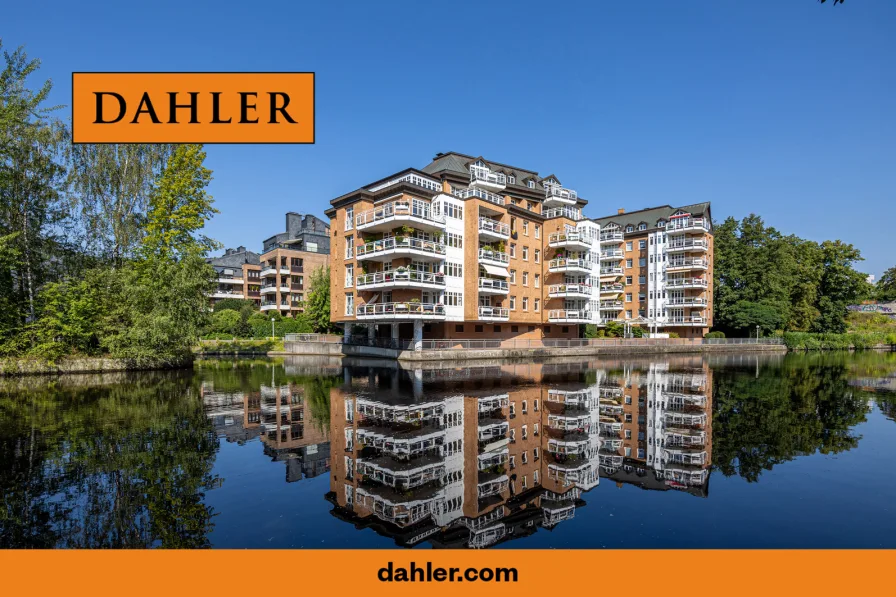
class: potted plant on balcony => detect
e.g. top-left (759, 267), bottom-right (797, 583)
top-left (495, 240), bottom-right (506, 253)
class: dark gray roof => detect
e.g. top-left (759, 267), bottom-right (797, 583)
top-left (207, 248), bottom-right (260, 268)
top-left (590, 202), bottom-right (712, 232)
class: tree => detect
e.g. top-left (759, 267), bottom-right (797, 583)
top-left (212, 298), bottom-right (255, 313)
top-left (67, 143), bottom-right (174, 264)
top-left (726, 300), bottom-right (784, 337)
top-left (210, 309), bottom-right (240, 335)
top-left (876, 267), bottom-right (896, 302)
top-left (304, 266), bottom-right (332, 333)
top-left (811, 240), bottom-right (870, 333)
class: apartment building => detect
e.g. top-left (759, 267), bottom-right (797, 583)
top-left (326, 151), bottom-right (713, 344)
top-left (208, 212), bottom-right (330, 316)
top-left (591, 204), bottom-right (714, 338)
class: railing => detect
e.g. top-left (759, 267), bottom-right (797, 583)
top-left (600, 300), bottom-right (623, 308)
top-left (356, 270), bottom-right (445, 287)
top-left (548, 309), bottom-right (595, 322)
top-left (666, 278), bottom-right (708, 288)
top-left (414, 337), bottom-right (784, 351)
top-left (367, 173), bottom-right (443, 194)
top-left (479, 278), bottom-right (509, 292)
top-left (356, 236), bottom-right (446, 258)
top-left (667, 217), bottom-right (709, 232)
top-left (601, 249), bottom-right (624, 258)
top-left (355, 200), bottom-right (444, 227)
top-left (357, 302), bottom-right (446, 317)
top-left (600, 267), bottom-right (623, 275)
top-left (478, 248), bottom-right (510, 265)
top-left (543, 207), bottom-right (583, 221)
top-left (549, 258), bottom-right (593, 270)
top-left (600, 230), bottom-right (624, 242)
top-left (548, 283), bottom-right (592, 295)
top-left (455, 187), bottom-right (505, 206)
top-left (600, 284), bottom-right (624, 293)
top-left (666, 316), bottom-right (705, 324)
top-left (544, 184), bottom-right (577, 202)
top-left (548, 231), bottom-right (592, 246)
top-left (667, 259), bottom-right (708, 270)
top-left (478, 306), bottom-right (509, 319)
top-left (666, 297), bottom-right (708, 306)
top-left (470, 165), bottom-right (506, 187)
top-left (478, 217), bottom-right (510, 236)
top-left (666, 239), bottom-right (708, 251)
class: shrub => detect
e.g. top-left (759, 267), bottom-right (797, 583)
top-left (705, 331), bottom-right (726, 339)
top-left (213, 298), bottom-right (255, 312)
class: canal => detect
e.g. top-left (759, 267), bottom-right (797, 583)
top-left (1, 352), bottom-right (894, 548)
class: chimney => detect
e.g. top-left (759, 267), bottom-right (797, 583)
top-left (237, 246), bottom-right (246, 253)
top-left (618, 208), bottom-right (625, 215)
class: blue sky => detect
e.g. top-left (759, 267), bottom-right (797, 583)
top-left (5, 0), bottom-right (894, 277)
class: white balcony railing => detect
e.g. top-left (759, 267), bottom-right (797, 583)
top-left (548, 231), bottom-right (592, 247)
top-left (666, 217), bottom-right (709, 232)
top-left (478, 217), bottom-right (510, 237)
top-left (544, 184), bottom-right (577, 203)
top-left (479, 248), bottom-right (510, 265)
top-left (666, 278), bottom-right (708, 288)
top-left (667, 258), bottom-right (708, 270)
top-left (600, 300), bottom-right (623, 309)
top-left (478, 306), bottom-right (509, 320)
top-left (549, 258), bottom-right (593, 271)
top-left (599, 267), bottom-right (623, 276)
top-left (356, 302), bottom-right (446, 318)
top-left (479, 278), bottom-right (509, 292)
top-left (543, 207), bottom-right (583, 221)
top-left (548, 283), bottom-right (592, 296)
top-left (601, 249), bottom-right (623, 258)
top-left (454, 187), bottom-right (505, 206)
top-left (599, 284), bottom-right (624, 294)
top-left (665, 316), bottom-right (705, 325)
top-left (470, 165), bottom-right (506, 188)
top-left (666, 297), bottom-right (708, 306)
top-left (356, 237), bottom-right (446, 259)
top-left (600, 230), bottom-right (624, 242)
top-left (355, 200), bottom-right (444, 228)
top-left (548, 309), bottom-right (594, 322)
top-left (356, 270), bottom-right (445, 288)
top-left (666, 239), bottom-right (708, 252)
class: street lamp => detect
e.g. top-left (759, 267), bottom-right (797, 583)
top-left (756, 325), bottom-right (760, 340)
top-left (271, 317), bottom-right (275, 339)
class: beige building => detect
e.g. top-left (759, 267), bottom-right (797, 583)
top-left (325, 152), bottom-right (713, 345)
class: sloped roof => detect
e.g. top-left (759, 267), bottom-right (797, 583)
top-left (591, 202), bottom-right (711, 231)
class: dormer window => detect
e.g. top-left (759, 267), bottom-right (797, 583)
top-left (657, 220), bottom-right (666, 228)
top-left (625, 225), bottom-right (634, 233)
top-left (527, 180), bottom-right (535, 189)
top-left (508, 175), bottom-right (516, 184)
top-left (638, 223), bottom-right (647, 231)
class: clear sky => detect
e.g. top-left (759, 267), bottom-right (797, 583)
top-left (5, 0), bottom-right (894, 277)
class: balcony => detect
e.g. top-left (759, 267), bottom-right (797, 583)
top-left (478, 248), bottom-right (510, 266)
top-left (356, 457), bottom-right (446, 491)
top-left (454, 187), bottom-right (505, 207)
top-left (666, 278), bottom-right (708, 289)
top-left (600, 300), bottom-right (623, 309)
top-left (663, 468), bottom-right (709, 487)
top-left (664, 448), bottom-right (708, 466)
top-left (544, 183), bottom-right (578, 207)
top-left (666, 296), bottom-right (708, 307)
top-left (356, 270), bottom-right (445, 290)
top-left (478, 420), bottom-right (509, 443)
top-left (478, 217), bottom-right (510, 241)
top-left (478, 474), bottom-right (510, 498)
top-left (601, 249), bottom-right (623, 259)
top-left (666, 217), bottom-right (709, 233)
top-left (357, 398), bottom-right (444, 423)
top-left (216, 276), bottom-right (244, 285)
top-left (478, 449), bottom-right (509, 471)
top-left (478, 394), bottom-right (509, 413)
top-left (548, 231), bottom-right (592, 250)
top-left (599, 283), bottom-right (624, 295)
top-left (600, 230), bottom-right (624, 243)
top-left (599, 266), bottom-right (623, 277)
top-left (478, 306), bottom-right (509, 321)
top-left (478, 278), bottom-right (509, 295)
top-left (260, 284), bottom-right (289, 295)
top-left (663, 412), bottom-right (706, 428)
top-left (666, 238), bottom-right (709, 253)
top-left (356, 237), bottom-right (446, 262)
top-left (547, 437), bottom-right (591, 456)
top-left (664, 315), bottom-right (706, 326)
top-left (356, 302), bottom-right (446, 321)
top-left (260, 303), bottom-right (287, 312)
top-left (543, 207), bottom-right (583, 221)
top-left (667, 258), bottom-right (708, 272)
top-left (354, 200), bottom-right (445, 233)
top-left (599, 420), bottom-right (622, 436)
top-left (549, 258), bottom-right (593, 273)
top-left (470, 165), bottom-right (506, 190)
top-left (211, 291), bottom-right (244, 299)
top-left (548, 309), bottom-right (594, 323)
top-left (547, 283), bottom-right (592, 298)
top-left (547, 413), bottom-right (592, 431)
top-left (261, 266), bottom-right (289, 277)
top-left (599, 454), bottom-right (623, 468)
top-left (665, 428), bottom-right (706, 447)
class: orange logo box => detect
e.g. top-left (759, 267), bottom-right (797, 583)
top-left (72, 72), bottom-right (314, 144)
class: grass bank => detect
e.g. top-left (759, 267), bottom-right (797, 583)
top-left (0, 354), bottom-right (194, 377)
top-left (195, 338), bottom-right (284, 355)
top-left (782, 331), bottom-right (896, 351)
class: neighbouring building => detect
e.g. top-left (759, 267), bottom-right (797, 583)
top-left (208, 212), bottom-right (330, 316)
top-left (325, 151), bottom-right (713, 345)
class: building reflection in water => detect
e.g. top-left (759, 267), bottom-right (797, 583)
top-left (201, 366), bottom-right (332, 483)
top-left (328, 357), bottom-right (712, 548)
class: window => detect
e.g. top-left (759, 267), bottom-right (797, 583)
top-left (535, 225), bottom-right (540, 239)
top-left (534, 249), bottom-right (540, 263)
top-left (523, 221), bottom-right (529, 236)
top-left (345, 265), bottom-right (353, 288)
top-left (522, 246), bottom-right (528, 261)
top-left (625, 293), bottom-right (632, 302)
top-left (638, 223), bottom-right (647, 231)
top-left (626, 258), bottom-right (633, 268)
top-left (528, 325), bottom-right (535, 332)
top-left (510, 269), bottom-right (517, 284)
top-left (527, 201), bottom-right (535, 211)
top-left (522, 451), bottom-right (528, 464)
top-left (444, 261), bottom-right (463, 277)
top-left (639, 276), bottom-right (646, 284)
top-left (522, 400), bottom-right (528, 414)
top-left (638, 293), bottom-right (645, 301)
top-left (345, 208), bottom-right (353, 230)
top-left (444, 291), bottom-right (463, 306)
top-left (522, 425), bottom-right (528, 440)
top-left (626, 241), bottom-right (633, 251)
top-left (511, 325), bottom-right (519, 332)
top-left (625, 429), bottom-right (632, 439)
top-left (544, 326), bottom-right (551, 333)
top-left (562, 326), bottom-right (569, 333)
top-left (625, 396), bottom-right (632, 404)
top-left (625, 225), bottom-right (634, 233)
top-left (444, 203), bottom-right (463, 220)
top-left (306, 242), bottom-right (318, 252)
top-left (510, 456), bottom-right (516, 470)
top-left (508, 174), bottom-right (516, 184)
top-left (534, 400), bottom-right (539, 412)
top-left (625, 310), bottom-right (632, 319)
top-left (522, 297), bottom-right (528, 311)
top-left (657, 220), bottom-right (666, 228)
top-left (345, 293), bottom-right (354, 316)
top-left (534, 446), bottom-right (540, 460)
top-left (639, 240), bottom-right (647, 249)
top-left (510, 296), bottom-right (516, 310)
top-left (528, 180), bottom-right (535, 189)
top-left (493, 325), bottom-right (501, 333)
top-left (638, 448), bottom-right (646, 459)
top-left (534, 298), bottom-right (540, 312)
top-left (625, 447), bottom-right (632, 456)
top-left (445, 232), bottom-right (463, 248)
top-left (625, 276), bottom-right (633, 285)
top-left (455, 325), bottom-right (464, 332)
top-left (534, 274), bottom-right (540, 288)
top-left (639, 258), bottom-right (647, 267)
top-left (533, 470), bottom-right (539, 484)
top-left (475, 325), bottom-right (484, 333)
top-left (345, 235), bottom-right (353, 259)
top-left (522, 272), bottom-right (529, 286)
top-left (510, 243), bottom-right (516, 258)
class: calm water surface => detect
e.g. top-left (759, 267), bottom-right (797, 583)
top-left (1, 352), bottom-right (895, 548)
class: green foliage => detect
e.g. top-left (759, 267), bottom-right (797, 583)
top-left (705, 331), bottom-right (726, 339)
top-left (305, 266), bottom-right (332, 333)
top-left (211, 309), bottom-right (241, 335)
top-left (212, 298), bottom-right (254, 313)
top-left (782, 332), bottom-right (893, 351)
top-left (875, 266), bottom-right (896, 302)
top-left (604, 321), bottom-right (625, 338)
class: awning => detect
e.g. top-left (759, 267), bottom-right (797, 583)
top-left (481, 264), bottom-right (509, 277)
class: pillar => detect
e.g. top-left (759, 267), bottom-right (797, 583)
top-left (413, 319), bottom-right (423, 351)
top-left (367, 323), bottom-right (376, 340)
top-left (343, 323), bottom-right (351, 342)
top-left (391, 324), bottom-right (400, 340)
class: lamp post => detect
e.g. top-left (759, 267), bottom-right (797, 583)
top-left (756, 325), bottom-right (760, 340)
top-left (271, 317), bottom-right (275, 339)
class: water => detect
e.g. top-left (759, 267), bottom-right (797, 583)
top-left (1, 352), bottom-right (895, 549)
